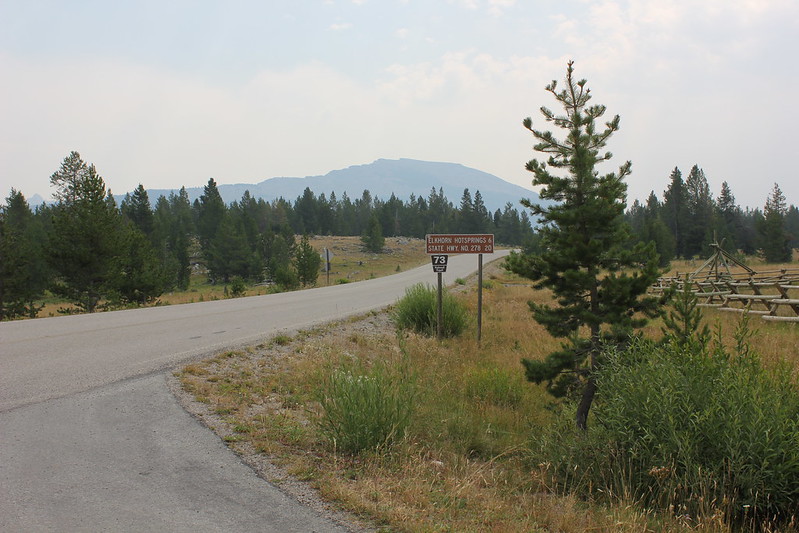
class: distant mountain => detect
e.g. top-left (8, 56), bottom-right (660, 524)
top-left (28, 194), bottom-right (46, 207)
top-left (140, 158), bottom-right (541, 212)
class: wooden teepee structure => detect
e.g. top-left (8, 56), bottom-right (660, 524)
top-left (690, 240), bottom-right (754, 282)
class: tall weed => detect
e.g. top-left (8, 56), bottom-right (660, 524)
top-left (317, 358), bottom-right (416, 454)
top-left (392, 283), bottom-right (468, 337)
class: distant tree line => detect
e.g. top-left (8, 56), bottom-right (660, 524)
top-left (0, 151), bottom-right (534, 319)
top-left (626, 165), bottom-right (798, 265)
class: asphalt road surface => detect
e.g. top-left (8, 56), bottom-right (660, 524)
top-left (0, 251), bottom-right (509, 532)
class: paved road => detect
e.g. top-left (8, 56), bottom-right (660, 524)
top-left (0, 251), bottom-right (509, 532)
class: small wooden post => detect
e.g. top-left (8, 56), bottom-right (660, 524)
top-left (437, 271), bottom-right (443, 340)
top-left (325, 248), bottom-right (331, 286)
top-left (477, 253), bottom-right (483, 344)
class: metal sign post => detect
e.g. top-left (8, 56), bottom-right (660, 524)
top-left (425, 234), bottom-right (494, 343)
top-left (431, 255), bottom-right (448, 339)
top-left (477, 253), bottom-right (483, 344)
top-left (325, 248), bottom-right (331, 285)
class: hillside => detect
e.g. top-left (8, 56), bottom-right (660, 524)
top-left (141, 158), bottom-right (541, 212)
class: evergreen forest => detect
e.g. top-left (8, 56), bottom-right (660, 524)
top-left (1, 152), bottom-right (796, 321)
top-left (0, 152), bottom-right (534, 319)
top-left (626, 165), bottom-right (798, 266)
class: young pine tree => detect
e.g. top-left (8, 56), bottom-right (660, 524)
top-left (294, 234), bottom-right (322, 287)
top-left (361, 213), bottom-right (385, 253)
top-left (505, 61), bottom-right (662, 430)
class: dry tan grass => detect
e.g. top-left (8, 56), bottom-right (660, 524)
top-left (310, 235), bottom-right (430, 283)
top-left (658, 258), bottom-right (799, 369)
top-left (174, 256), bottom-right (799, 532)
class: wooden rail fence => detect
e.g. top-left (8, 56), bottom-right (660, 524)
top-left (652, 268), bottom-right (799, 323)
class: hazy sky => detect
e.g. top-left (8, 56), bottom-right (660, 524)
top-left (1, 0), bottom-right (797, 208)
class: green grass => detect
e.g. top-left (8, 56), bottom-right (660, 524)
top-left (317, 358), bottom-right (417, 454)
top-left (392, 283), bottom-right (469, 337)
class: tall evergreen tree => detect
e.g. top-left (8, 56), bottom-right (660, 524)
top-left (170, 187), bottom-right (195, 289)
top-left (505, 61), bottom-right (662, 430)
top-left (786, 205), bottom-right (799, 250)
top-left (740, 207), bottom-right (765, 255)
top-left (110, 222), bottom-right (168, 305)
top-left (48, 152), bottom-right (122, 312)
top-left (427, 187), bottom-right (452, 233)
top-left (317, 192), bottom-right (336, 235)
top-left (458, 188), bottom-right (476, 232)
top-left (405, 194), bottom-right (428, 238)
top-left (643, 191), bottom-right (675, 266)
top-left (715, 181), bottom-right (741, 252)
top-left (196, 178), bottom-right (226, 250)
top-left (379, 193), bottom-right (404, 237)
top-left (684, 164), bottom-right (715, 257)
top-left (760, 183), bottom-right (791, 263)
top-left (334, 192), bottom-right (355, 235)
top-left (120, 184), bottom-right (155, 241)
top-left (264, 226), bottom-right (297, 288)
top-left (662, 167), bottom-right (689, 257)
top-left (294, 187), bottom-right (319, 235)
top-left (355, 190), bottom-right (373, 235)
top-left (628, 192), bottom-right (674, 267)
top-left (206, 213), bottom-right (255, 282)
top-left (473, 190), bottom-right (490, 232)
top-left (0, 190), bottom-right (49, 319)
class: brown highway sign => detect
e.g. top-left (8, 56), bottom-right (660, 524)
top-left (425, 234), bottom-right (494, 254)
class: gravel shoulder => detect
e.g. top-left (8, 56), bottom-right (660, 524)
top-left (168, 356), bottom-right (378, 533)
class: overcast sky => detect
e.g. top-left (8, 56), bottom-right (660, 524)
top-left (1, 0), bottom-right (797, 208)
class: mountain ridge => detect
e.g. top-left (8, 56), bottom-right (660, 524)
top-left (139, 158), bottom-right (541, 212)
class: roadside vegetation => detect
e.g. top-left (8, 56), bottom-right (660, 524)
top-left (178, 61), bottom-right (799, 532)
top-left (392, 283), bottom-right (469, 338)
top-left (179, 257), bottom-right (799, 532)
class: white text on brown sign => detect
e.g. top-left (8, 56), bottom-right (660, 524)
top-left (425, 234), bottom-right (494, 254)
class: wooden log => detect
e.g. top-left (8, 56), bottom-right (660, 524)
top-left (727, 282), bottom-right (781, 289)
top-left (762, 315), bottom-right (799, 323)
top-left (692, 291), bottom-right (731, 297)
top-left (724, 294), bottom-right (779, 301)
top-left (717, 307), bottom-right (771, 315)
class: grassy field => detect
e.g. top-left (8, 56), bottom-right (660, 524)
top-left (178, 253), bottom-right (799, 532)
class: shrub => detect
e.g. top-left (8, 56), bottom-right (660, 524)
top-left (273, 266), bottom-right (299, 290)
top-left (317, 359), bottom-right (416, 454)
top-left (534, 334), bottom-right (799, 528)
top-left (229, 276), bottom-right (247, 298)
top-left (392, 283), bottom-right (468, 337)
